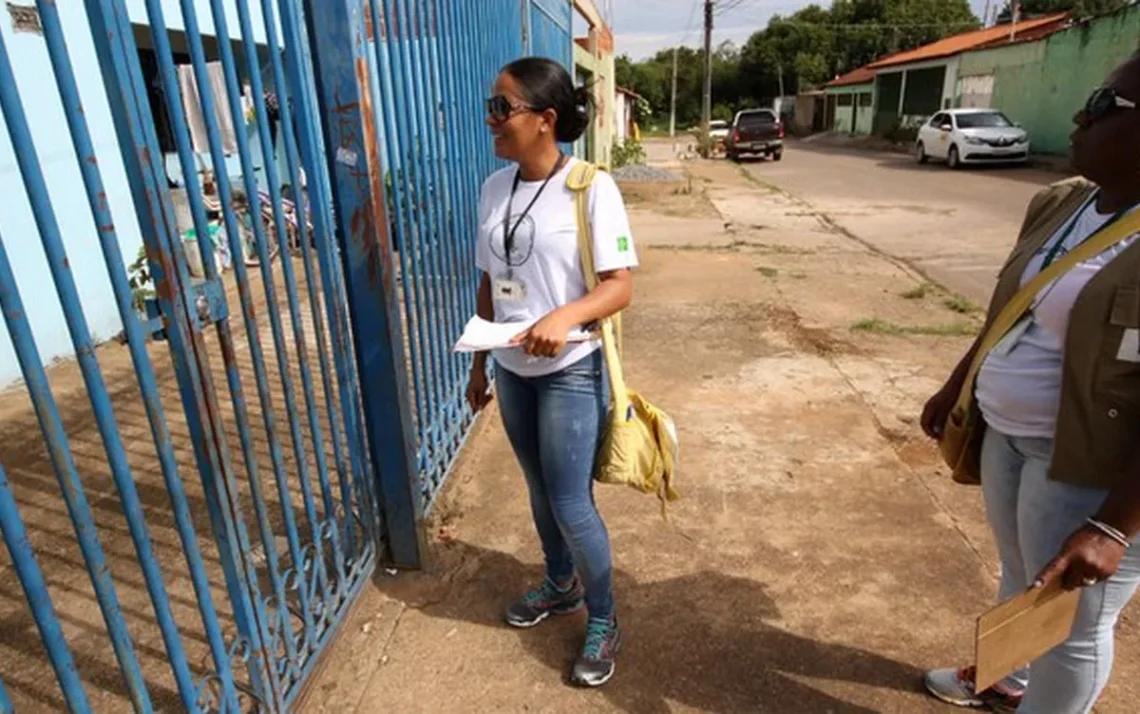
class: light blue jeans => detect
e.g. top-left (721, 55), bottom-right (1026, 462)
top-left (495, 350), bottom-right (614, 620)
top-left (982, 428), bottom-right (1140, 714)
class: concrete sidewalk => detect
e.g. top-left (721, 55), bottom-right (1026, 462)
top-left (303, 157), bottom-right (1137, 713)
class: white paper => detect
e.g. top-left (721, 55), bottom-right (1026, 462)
top-left (453, 316), bottom-right (535, 353)
top-left (453, 316), bottom-right (595, 353)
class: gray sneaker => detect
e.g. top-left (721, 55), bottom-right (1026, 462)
top-left (924, 666), bottom-right (1023, 713)
top-left (570, 616), bottom-right (621, 688)
top-left (504, 577), bottom-right (585, 628)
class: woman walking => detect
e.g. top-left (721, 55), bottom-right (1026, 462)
top-left (922, 54), bottom-right (1140, 713)
top-left (465, 57), bottom-right (636, 688)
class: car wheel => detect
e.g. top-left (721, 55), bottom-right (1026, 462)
top-left (727, 152), bottom-right (739, 162)
top-left (916, 142), bottom-right (928, 164)
top-left (948, 145), bottom-right (961, 170)
top-left (772, 150), bottom-right (783, 162)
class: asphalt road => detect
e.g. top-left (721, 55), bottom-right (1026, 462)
top-left (738, 142), bottom-right (1067, 304)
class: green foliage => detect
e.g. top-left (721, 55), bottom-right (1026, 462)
top-left (612, 138), bottom-right (647, 169)
top-left (616, 0), bottom-right (979, 123)
top-left (996, 0), bottom-right (1127, 22)
top-left (127, 245), bottom-right (155, 312)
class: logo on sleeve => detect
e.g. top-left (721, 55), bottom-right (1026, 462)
top-left (616, 236), bottom-right (630, 253)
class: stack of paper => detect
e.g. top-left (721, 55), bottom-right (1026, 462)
top-left (453, 316), bottom-right (595, 353)
top-left (453, 316), bottom-right (535, 353)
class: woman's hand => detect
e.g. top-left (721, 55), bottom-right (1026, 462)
top-left (466, 365), bottom-right (493, 413)
top-left (512, 309), bottom-right (576, 358)
top-left (1034, 525), bottom-right (1128, 590)
top-left (921, 385), bottom-right (959, 440)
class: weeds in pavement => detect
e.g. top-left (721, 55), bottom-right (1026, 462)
top-left (851, 318), bottom-right (979, 337)
top-left (901, 283), bottom-right (933, 300)
top-left (944, 296), bottom-right (981, 314)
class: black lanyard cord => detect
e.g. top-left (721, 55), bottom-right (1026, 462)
top-left (503, 153), bottom-right (566, 268)
top-left (1041, 192), bottom-right (1127, 270)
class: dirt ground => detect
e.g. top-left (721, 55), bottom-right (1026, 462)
top-left (299, 150), bottom-right (1140, 713)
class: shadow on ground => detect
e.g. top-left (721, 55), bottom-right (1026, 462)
top-left (377, 540), bottom-right (925, 714)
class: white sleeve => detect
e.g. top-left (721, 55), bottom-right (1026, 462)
top-left (475, 176), bottom-right (494, 273)
top-left (587, 172), bottom-right (638, 273)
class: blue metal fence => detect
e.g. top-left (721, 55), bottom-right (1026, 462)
top-left (0, 0), bottom-right (379, 709)
top-left (0, 0), bottom-right (573, 709)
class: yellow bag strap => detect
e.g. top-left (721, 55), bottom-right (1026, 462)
top-left (953, 206), bottom-right (1140, 416)
top-left (567, 162), bottom-right (629, 412)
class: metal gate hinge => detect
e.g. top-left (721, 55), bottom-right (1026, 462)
top-left (188, 279), bottom-right (228, 331)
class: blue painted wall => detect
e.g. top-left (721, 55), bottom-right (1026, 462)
top-left (0, 1), bottom-right (281, 388)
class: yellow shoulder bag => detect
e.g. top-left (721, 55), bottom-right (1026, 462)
top-left (566, 162), bottom-right (681, 514)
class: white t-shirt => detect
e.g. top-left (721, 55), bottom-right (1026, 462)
top-left (475, 158), bottom-right (638, 377)
top-left (977, 197), bottom-right (1139, 438)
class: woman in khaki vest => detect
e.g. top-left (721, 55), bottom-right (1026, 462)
top-left (921, 54), bottom-right (1140, 713)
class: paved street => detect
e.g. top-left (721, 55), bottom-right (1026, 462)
top-left (739, 143), bottom-right (1063, 303)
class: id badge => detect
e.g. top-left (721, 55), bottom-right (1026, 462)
top-left (492, 278), bottom-right (526, 304)
top-left (992, 316), bottom-right (1031, 358)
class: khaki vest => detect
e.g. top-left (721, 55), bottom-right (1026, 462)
top-left (967, 178), bottom-right (1140, 490)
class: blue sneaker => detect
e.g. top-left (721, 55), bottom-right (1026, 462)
top-left (571, 616), bottom-right (621, 688)
top-left (504, 577), bottom-right (585, 628)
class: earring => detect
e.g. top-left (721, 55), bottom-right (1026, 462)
top-left (540, 126), bottom-right (547, 133)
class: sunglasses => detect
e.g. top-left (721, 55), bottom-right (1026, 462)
top-left (486, 94), bottom-right (535, 122)
top-left (1082, 87), bottom-right (1137, 123)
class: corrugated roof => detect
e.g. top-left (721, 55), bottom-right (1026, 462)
top-left (825, 66), bottom-right (877, 88)
top-left (868, 14), bottom-right (1069, 69)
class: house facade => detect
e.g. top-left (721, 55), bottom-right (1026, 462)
top-left (823, 67), bottom-right (876, 135)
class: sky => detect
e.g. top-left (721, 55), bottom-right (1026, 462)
top-left (607, 0), bottom-right (993, 60)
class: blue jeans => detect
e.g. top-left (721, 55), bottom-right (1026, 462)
top-left (495, 350), bottom-right (614, 620)
top-left (981, 428), bottom-right (1140, 714)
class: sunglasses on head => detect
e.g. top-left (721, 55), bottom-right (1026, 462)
top-left (486, 95), bottom-right (536, 122)
top-left (1082, 87), bottom-right (1137, 123)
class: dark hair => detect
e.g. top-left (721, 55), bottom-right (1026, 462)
top-left (503, 57), bottom-right (591, 143)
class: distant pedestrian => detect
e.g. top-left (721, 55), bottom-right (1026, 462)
top-left (464, 57), bottom-right (637, 688)
top-left (921, 54), bottom-right (1140, 713)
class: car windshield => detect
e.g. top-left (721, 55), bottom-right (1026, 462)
top-left (738, 112), bottom-right (775, 128)
top-left (955, 112), bottom-right (1014, 129)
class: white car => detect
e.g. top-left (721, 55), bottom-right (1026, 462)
top-left (708, 120), bottom-right (730, 141)
top-left (915, 109), bottom-right (1030, 169)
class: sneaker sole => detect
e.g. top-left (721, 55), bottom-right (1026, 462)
top-left (923, 682), bottom-right (985, 709)
top-left (505, 601), bottom-right (585, 629)
top-left (570, 664), bottom-right (615, 689)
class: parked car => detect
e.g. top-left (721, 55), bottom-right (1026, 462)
top-left (708, 119), bottom-right (730, 152)
top-left (915, 109), bottom-right (1030, 169)
top-left (726, 109), bottom-right (784, 162)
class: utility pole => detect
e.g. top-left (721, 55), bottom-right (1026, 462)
top-left (1010, 0), bottom-right (1020, 40)
top-left (702, 0), bottom-right (713, 151)
top-left (669, 46), bottom-right (679, 138)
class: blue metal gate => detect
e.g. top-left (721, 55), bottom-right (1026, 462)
top-left (0, 0), bottom-right (377, 710)
top-left (0, 0), bottom-right (574, 710)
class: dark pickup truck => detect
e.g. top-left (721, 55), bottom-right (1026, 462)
top-left (726, 109), bottom-right (784, 162)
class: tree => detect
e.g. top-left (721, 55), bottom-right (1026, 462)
top-left (616, 0), bottom-right (979, 126)
top-left (995, 0), bottom-right (1127, 22)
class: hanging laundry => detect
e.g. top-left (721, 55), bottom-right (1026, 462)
top-left (176, 62), bottom-right (238, 155)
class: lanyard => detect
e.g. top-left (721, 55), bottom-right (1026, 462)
top-left (1040, 193), bottom-right (1126, 271)
top-left (503, 153), bottom-right (566, 276)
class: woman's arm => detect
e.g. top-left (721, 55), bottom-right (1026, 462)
top-left (471, 272), bottom-right (494, 373)
top-left (514, 269), bottom-right (633, 358)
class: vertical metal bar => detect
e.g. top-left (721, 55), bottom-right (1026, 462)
top-left (386, 0), bottom-right (445, 473)
top-left (416, 0), bottom-right (465, 480)
top-left (0, 460), bottom-right (91, 714)
top-left (196, 0), bottom-right (341, 600)
top-left (33, 0), bottom-right (241, 705)
top-left (0, 26), bottom-right (205, 712)
top-left (134, 0), bottom-right (296, 700)
top-left (441, 0), bottom-right (479, 348)
top-left (0, 220), bottom-right (149, 710)
top-left (230, 0), bottom-right (349, 589)
top-left (82, 0), bottom-right (276, 704)
top-left (254, 0), bottom-right (358, 564)
top-left (369, 0), bottom-right (430, 486)
top-left (281, 0), bottom-right (380, 552)
top-left (306, 0), bottom-right (425, 567)
top-left (160, 0), bottom-right (314, 680)
top-left (0, 670), bottom-right (10, 714)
